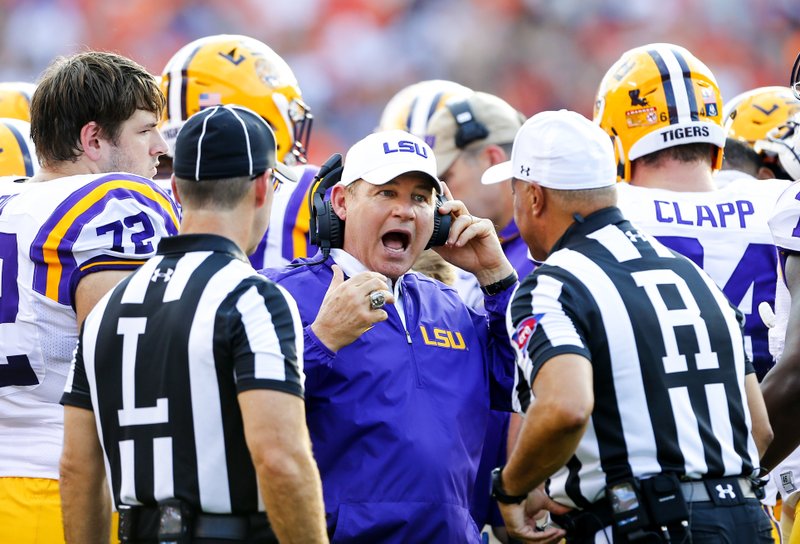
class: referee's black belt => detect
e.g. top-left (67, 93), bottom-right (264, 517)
top-left (551, 475), bottom-right (761, 539)
top-left (118, 504), bottom-right (273, 542)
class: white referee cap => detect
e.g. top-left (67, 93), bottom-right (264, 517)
top-left (482, 109), bottom-right (616, 190)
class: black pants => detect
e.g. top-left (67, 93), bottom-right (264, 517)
top-left (565, 499), bottom-right (773, 544)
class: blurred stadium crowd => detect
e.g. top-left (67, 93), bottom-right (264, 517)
top-left (0, 0), bottom-right (799, 170)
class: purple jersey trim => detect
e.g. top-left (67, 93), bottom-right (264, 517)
top-left (30, 174), bottom-right (179, 305)
top-left (281, 165), bottom-right (318, 262)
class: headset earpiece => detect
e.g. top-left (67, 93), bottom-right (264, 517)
top-left (446, 98), bottom-right (489, 149)
top-left (309, 154), bottom-right (345, 256)
top-left (426, 192), bottom-right (452, 249)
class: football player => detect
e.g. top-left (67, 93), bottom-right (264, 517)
top-left (761, 51), bottom-right (800, 544)
top-left (595, 43), bottom-right (788, 382)
top-left (595, 45), bottom-right (785, 542)
top-left (0, 52), bottom-right (178, 544)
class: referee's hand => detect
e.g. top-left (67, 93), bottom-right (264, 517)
top-left (310, 265), bottom-right (395, 352)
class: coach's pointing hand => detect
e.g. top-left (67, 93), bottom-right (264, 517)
top-left (310, 265), bottom-right (395, 352)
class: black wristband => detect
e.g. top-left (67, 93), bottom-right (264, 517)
top-left (491, 466), bottom-right (527, 505)
top-left (481, 271), bottom-right (518, 296)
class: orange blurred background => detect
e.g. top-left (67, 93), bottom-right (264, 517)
top-left (1, 0), bottom-right (798, 165)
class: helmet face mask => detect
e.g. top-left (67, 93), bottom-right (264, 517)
top-left (593, 43), bottom-right (725, 181)
top-left (758, 113), bottom-right (800, 180)
top-left (159, 34), bottom-right (312, 165)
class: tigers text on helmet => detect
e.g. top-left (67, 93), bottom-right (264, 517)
top-left (0, 118), bottom-right (38, 177)
top-left (593, 43), bottom-right (725, 181)
top-left (159, 34), bottom-right (312, 166)
top-left (0, 82), bottom-right (37, 122)
top-left (378, 79), bottom-right (472, 139)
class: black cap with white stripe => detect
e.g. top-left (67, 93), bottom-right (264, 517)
top-left (173, 104), bottom-right (296, 182)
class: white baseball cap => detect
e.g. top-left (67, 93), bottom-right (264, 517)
top-left (481, 109), bottom-right (616, 190)
top-left (340, 129), bottom-right (443, 193)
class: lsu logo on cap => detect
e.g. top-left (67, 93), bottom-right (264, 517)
top-left (512, 313), bottom-right (544, 352)
top-left (382, 140), bottom-right (429, 158)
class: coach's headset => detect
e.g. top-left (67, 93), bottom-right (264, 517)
top-left (309, 153), bottom-right (452, 259)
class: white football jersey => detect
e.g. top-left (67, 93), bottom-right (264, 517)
top-left (768, 182), bottom-right (800, 254)
top-left (0, 172), bottom-right (180, 478)
top-left (617, 179), bottom-right (789, 378)
top-left (713, 168), bottom-right (754, 190)
top-left (764, 181), bottom-right (800, 364)
top-left (766, 182), bottom-right (800, 502)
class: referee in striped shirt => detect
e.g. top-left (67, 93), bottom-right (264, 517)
top-left (482, 110), bottom-right (773, 543)
top-left (60, 105), bottom-right (327, 543)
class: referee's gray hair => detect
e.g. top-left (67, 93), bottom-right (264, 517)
top-left (543, 184), bottom-right (618, 209)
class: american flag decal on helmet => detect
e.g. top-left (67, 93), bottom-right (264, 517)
top-left (198, 92), bottom-right (221, 109)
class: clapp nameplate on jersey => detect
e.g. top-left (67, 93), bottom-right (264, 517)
top-left (419, 325), bottom-right (466, 350)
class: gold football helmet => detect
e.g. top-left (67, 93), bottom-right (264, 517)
top-left (0, 82), bottom-right (37, 122)
top-left (0, 118), bottom-right (38, 177)
top-left (160, 34), bottom-right (312, 165)
top-left (723, 86), bottom-right (800, 146)
top-left (378, 79), bottom-right (472, 138)
top-left (594, 43), bottom-right (725, 181)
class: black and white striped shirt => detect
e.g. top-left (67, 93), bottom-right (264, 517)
top-left (508, 207), bottom-right (759, 508)
top-left (62, 234), bottom-right (304, 514)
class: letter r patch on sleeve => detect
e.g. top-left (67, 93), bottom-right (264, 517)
top-left (512, 313), bottom-right (544, 352)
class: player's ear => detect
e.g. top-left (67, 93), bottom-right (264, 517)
top-left (80, 121), bottom-right (103, 161)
